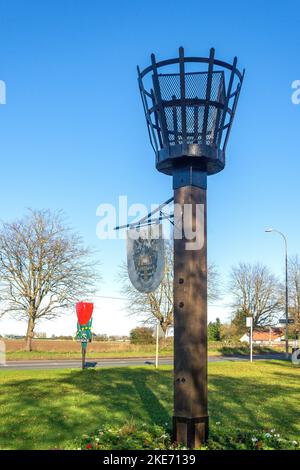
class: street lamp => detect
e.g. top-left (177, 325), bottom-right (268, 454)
top-left (138, 47), bottom-right (244, 448)
top-left (265, 228), bottom-right (289, 358)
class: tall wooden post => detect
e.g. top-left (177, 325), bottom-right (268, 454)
top-left (173, 184), bottom-right (208, 448)
top-left (137, 46), bottom-right (244, 449)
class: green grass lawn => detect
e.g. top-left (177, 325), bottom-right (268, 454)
top-left (0, 361), bottom-right (299, 450)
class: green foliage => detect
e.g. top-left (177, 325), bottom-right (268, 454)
top-left (232, 309), bottom-right (248, 335)
top-left (129, 327), bottom-right (155, 344)
top-left (208, 318), bottom-right (222, 341)
top-left (76, 422), bottom-right (174, 450)
top-left (219, 323), bottom-right (241, 342)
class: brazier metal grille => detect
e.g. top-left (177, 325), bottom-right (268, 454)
top-left (157, 71), bottom-right (225, 146)
top-left (138, 47), bottom-right (244, 176)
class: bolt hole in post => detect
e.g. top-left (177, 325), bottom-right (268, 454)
top-left (138, 46), bottom-right (244, 448)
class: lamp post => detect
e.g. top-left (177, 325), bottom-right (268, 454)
top-left (265, 229), bottom-right (289, 358)
top-left (138, 47), bottom-right (244, 448)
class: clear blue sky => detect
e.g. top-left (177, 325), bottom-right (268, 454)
top-left (0, 0), bottom-right (299, 335)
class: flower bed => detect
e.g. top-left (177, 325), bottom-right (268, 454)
top-left (75, 422), bottom-right (300, 451)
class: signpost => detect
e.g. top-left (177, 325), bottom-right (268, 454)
top-left (76, 302), bottom-right (94, 369)
top-left (137, 47), bottom-right (244, 448)
top-left (246, 317), bottom-right (253, 363)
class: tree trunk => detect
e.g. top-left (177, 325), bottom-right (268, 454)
top-left (160, 322), bottom-right (169, 347)
top-left (26, 316), bottom-right (35, 352)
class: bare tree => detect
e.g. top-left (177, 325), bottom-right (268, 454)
top-left (0, 209), bottom-right (99, 351)
top-left (288, 255), bottom-right (300, 329)
top-left (120, 243), bottom-right (221, 336)
top-left (229, 262), bottom-right (282, 328)
top-left (208, 261), bottom-right (222, 302)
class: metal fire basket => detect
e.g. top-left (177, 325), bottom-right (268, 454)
top-left (138, 47), bottom-right (244, 186)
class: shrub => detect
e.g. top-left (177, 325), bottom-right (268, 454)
top-left (129, 327), bottom-right (155, 345)
top-left (208, 318), bottom-right (222, 341)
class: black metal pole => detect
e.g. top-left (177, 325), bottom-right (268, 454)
top-left (285, 240), bottom-right (289, 358)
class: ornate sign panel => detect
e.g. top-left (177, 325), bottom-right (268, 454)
top-left (127, 224), bottom-right (165, 293)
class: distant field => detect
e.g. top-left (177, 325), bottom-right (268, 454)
top-left (2, 339), bottom-right (285, 361)
top-left (4, 339), bottom-right (173, 360)
top-left (0, 361), bottom-right (299, 449)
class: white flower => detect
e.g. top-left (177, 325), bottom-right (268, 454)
top-left (270, 429), bottom-right (275, 433)
top-left (275, 434), bottom-right (280, 438)
top-left (265, 433), bottom-right (271, 438)
top-left (292, 441), bottom-right (298, 445)
top-left (251, 437), bottom-right (258, 443)
top-left (216, 421), bottom-right (221, 425)
top-left (94, 437), bottom-right (100, 442)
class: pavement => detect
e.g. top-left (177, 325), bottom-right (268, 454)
top-left (0, 354), bottom-right (286, 370)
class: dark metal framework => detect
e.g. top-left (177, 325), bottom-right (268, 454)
top-left (138, 47), bottom-right (244, 178)
top-left (114, 197), bottom-right (174, 231)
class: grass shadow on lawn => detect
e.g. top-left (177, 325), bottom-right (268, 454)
top-left (209, 361), bottom-right (300, 438)
top-left (0, 367), bottom-right (172, 449)
top-left (0, 362), bottom-right (299, 449)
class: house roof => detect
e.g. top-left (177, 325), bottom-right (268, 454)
top-left (252, 328), bottom-right (284, 341)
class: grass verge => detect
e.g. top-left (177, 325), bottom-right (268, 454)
top-left (5, 344), bottom-right (283, 361)
top-left (0, 361), bottom-right (299, 449)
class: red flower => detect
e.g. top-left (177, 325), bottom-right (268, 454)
top-left (86, 443), bottom-right (93, 450)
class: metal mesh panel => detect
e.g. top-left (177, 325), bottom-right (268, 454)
top-left (155, 71), bottom-right (225, 145)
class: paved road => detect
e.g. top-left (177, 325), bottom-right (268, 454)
top-left (0, 354), bottom-right (286, 371)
